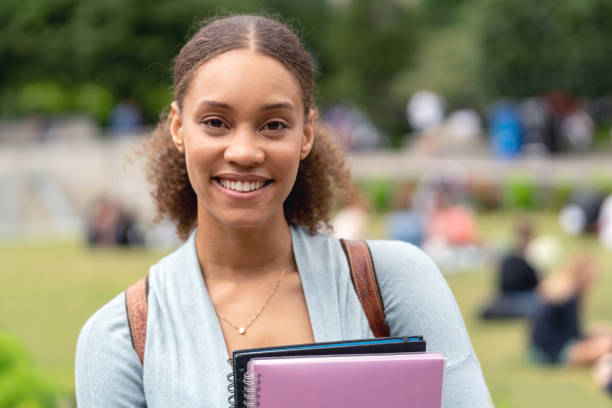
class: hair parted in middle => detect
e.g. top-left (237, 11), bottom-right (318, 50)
top-left (142, 14), bottom-right (352, 240)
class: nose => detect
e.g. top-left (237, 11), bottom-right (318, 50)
top-left (223, 127), bottom-right (265, 167)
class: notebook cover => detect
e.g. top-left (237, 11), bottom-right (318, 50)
top-left (246, 353), bottom-right (445, 408)
top-left (230, 336), bottom-right (425, 408)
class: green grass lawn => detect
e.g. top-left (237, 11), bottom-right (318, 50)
top-left (1, 211), bottom-right (611, 406)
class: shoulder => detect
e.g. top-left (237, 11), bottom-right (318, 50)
top-left (365, 239), bottom-right (456, 325)
top-left (75, 292), bottom-right (145, 406)
top-left (366, 240), bottom-right (472, 363)
top-left (366, 239), bottom-right (449, 297)
top-left (76, 292), bottom-right (133, 361)
top-left (366, 240), bottom-right (493, 404)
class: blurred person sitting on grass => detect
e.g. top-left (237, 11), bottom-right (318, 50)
top-left (530, 254), bottom-right (612, 370)
top-left (422, 184), bottom-right (483, 272)
top-left (86, 196), bottom-right (143, 247)
top-left (480, 219), bottom-right (540, 319)
top-left (385, 182), bottom-right (424, 247)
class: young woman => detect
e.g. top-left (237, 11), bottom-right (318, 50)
top-left (75, 15), bottom-right (492, 407)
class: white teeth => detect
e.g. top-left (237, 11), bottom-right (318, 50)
top-left (219, 178), bottom-right (267, 193)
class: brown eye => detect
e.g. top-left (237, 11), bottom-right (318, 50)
top-left (262, 121), bottom-right (288, 134)
top-left (207, 118), bottom-right (225, 128)
top-left (200, 117), bottom-right (230, 135)
top-left (265, 121), bottom-right (284, 130)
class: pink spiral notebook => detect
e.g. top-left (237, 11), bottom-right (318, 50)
top-left (244, 352), bottom-right (445, 408)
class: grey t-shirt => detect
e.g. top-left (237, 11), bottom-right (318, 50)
top-left (75, 227), bottom-right (493, 407)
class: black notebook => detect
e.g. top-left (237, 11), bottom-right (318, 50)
top-left (227, 336), bottom-right (426, 408)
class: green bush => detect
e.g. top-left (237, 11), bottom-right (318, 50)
top-left (357, 178), bottom-right (395, 213)
top-left (503, 174), bottom-right (537, 210)
top-left (0, 332), bottom-right (58, 408)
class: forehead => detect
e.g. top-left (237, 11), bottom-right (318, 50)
top-left (183, 49), bottom-right (303, 112)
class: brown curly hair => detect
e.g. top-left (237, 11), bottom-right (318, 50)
top-left (142, 15), bottom-right (352, 240)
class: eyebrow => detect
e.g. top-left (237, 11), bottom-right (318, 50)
top-left (259, 102), bottom-right (294, 112)
top-left (197, 100), bottom-right (232, 110)
top-left (196, 100), bottom-right (295, 112)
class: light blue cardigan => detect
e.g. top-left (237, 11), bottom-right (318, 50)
top-left (75, 227), bottom-right (493, 407)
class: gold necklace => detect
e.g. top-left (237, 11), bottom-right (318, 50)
top-left (216, 263), bottom-right (289, 335)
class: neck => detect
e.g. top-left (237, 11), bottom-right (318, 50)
top-left (194, 211), bottom-right (294, 281)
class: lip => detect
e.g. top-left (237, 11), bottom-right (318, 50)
top-left (213, 173), bottom-right (272, 182)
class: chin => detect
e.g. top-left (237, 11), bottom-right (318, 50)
top-left (217, 210), bottom-right (278, 230)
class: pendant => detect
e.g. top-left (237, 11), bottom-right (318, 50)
top-left (238, 327), bottom-right (246, 335)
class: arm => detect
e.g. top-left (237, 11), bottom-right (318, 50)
top-left (563, 296), bottom-right (582, 340)
top-left (367, 240), bottom-right (493, 408)
top-left (520, 257), bottom-right (539, 290)
top-left (75, 293), bottom-right (146, 407)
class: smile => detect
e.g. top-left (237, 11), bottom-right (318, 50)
top-left (215, 177), bottom-right (272, 193)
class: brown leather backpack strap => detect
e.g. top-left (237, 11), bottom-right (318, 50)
top-left (125, 275), bottom-right (149, 365)
top-left (340, 239), bottom-right (390, 338)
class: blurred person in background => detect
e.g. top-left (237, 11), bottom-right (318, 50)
top-left (480, 219), bottom-right (540, 319)
top-left (422, 184), bottom-right (483, 271)
top-left (324, 103), bottom-right (384, 151)
top-left (406, 90), bottom-right (444, 133)
top-left (597, 193), bottom-right (612, 250)
top-left (385, 181), bottom-right (424, 247)
top-left (559, 188), bottom-right (605, 236)
top-left (108, 98), bottom-right (144, 135)
top-left (529, 254), bottom-right (612, 370)
top-left (86, 196), bottom-right (143, 247)
top-left (331, 185), bottom-right (370, 240)
top-left (489, 102), bottom-right (523, 159)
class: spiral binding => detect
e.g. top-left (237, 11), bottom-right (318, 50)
top-left (226, 358), bottom-right (236, 408)
top-left (243, 373), bottom-right (260, 407)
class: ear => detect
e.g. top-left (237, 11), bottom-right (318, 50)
top-left (170, 101), bottom-right (185, 154)
top-left (300, 109), bottom-right (316, 160)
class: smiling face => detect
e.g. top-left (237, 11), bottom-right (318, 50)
top-left (170, 49), bottom-right (314, 230)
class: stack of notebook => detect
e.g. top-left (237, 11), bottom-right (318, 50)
top-left (227, 336), bottom-right (445, 408)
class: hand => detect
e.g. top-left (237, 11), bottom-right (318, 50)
top-left (592, 353), bottom-right (612, 388)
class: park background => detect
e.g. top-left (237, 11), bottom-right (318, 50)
top-left (2, 0), bottom-right (612, 406)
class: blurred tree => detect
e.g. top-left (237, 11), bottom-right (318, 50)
top-left (416, 0), bottom-right (473, 28)
top-left (0, 0), bottom-right (418, 141)
top-left (480, 0), bottom-right (612, 99)
top-left (392, 20), bottom-right (485, 114)
top-left (318, 0), bottom-right (418, 146)
top-left (3, 0), bottom-right (612, 142)
top-left (0, 0), bottom-right (261, 124)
